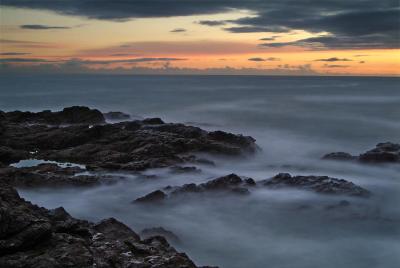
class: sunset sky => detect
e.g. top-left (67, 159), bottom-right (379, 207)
top-left (1, 0), bottom-right (399, 76)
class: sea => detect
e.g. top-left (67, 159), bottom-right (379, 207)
top-left (1, 74), bottom-right (399, 268)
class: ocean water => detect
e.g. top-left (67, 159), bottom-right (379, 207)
top-left (1, 74), bottom-right (400, 268)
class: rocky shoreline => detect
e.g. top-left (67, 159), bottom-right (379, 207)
top-left (0, 106), bottom-right (398, 267)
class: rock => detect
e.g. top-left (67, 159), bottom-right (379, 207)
top-left (323, 142), bottom-right (400, 164)
top-left (103, 111), bottom-right (131, 121)
top-left (135, 174), bottom-right (255, 203)
top-left (0, 146), bottom-right (29, 165)
top-left (0, 182), bottom-right (208, 268)
top-left (2, 106), bottom-right (105, 125)
top-left (262, 173), bottom-right (371, 197)
top-left (322, 152), bottom-right (356, 161)
top-left (359, 142), bottom-right (400, 163)
top-left (134, 190), bottom-right (167, 203)
top-left (170, 165), bottom-right (201, 174)
top-left (140, 227), bottom-right (181, 244)
top-left (0, 163), bottom-right (104, 187)
top-left (1, 107), bottom-right (257, 173)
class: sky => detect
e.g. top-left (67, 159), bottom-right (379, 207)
top-left (0, 0), bottom-right (399, 76)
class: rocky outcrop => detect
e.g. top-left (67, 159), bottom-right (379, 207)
top-left (0, 182), bottom-right (209, 268)
top-left (0, 163), bottom-right (119, 187)
top-left (262, 173), bottom-right (371, 197)
top-left (1, 106), bottom-right (105, 125)
top-left (323, 142), bottom-right (400, 164)
top-left (134, 173), bottom-right (370, 203)
top-left (0, 106), bottom-right (257, 171)
top-left (134, 174), bottom-right (256, 203)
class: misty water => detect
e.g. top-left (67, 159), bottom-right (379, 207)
top-left (1, 75), bottom-right (400, 268)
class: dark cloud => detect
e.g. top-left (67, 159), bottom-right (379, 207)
top-left (78, 57), bottom-right (187, 64)
top-left (110, 53), bottom-right (139, 56)
top-left (20, 24), bottom-right (71, 30)
top-left (0, 58), bottom-right (55, 63)
top-left (225, 26), bottom-right (290, 33)
top-left (359, 61), bottom-right (365, 63)
top-left (248, 57), bottom-right (280, 62)
top-left (0, 52), bottom-right (31, 55)
top-left (248, 57), bottom-right (265, 62)
top-left (323, 64), bottom-right (349, 68)
top-left (354, 54), bottom-right (370, 57)
top-left (259, 36), bottom-right (278, 41)
top-left (0, 39), bottom-right (41, 44)
top-left (170, 28), bottom-right (186, 33)
top-left (314, 57), bottom-right (352, 62)
top-left (1, 0), bottom-right (398, 49)
top-left (197, 20), bottom-right (226, 26)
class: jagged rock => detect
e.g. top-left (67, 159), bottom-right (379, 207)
top-left (103, 111), bottom-right (131, 121)
top-left (0, 182), bottom-right (208, 268)
top-left (134, 174), bottom-right (255, 203)
top-left (0, 163), bottom-right (108, 187)
top-left (359, 142), bottom-right (400, 163)
top-left (1, 107), bottom-right (257, 172)
top-left (323, 142), bottom-right (400, 164)
top-left (322, 152), bottom-right (356, 161)
top-left (140, 227), bottom-right (181, 244)
top-left (262, 173), bottom-right (371, 197)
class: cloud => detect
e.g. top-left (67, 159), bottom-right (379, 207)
top-left (0, 39), bottom-right (40, 44)
top-left (78, 41), bottom-right (262, 56)
top-left (0, 52), bottom-right (31, 55)
top-left (197, 20), bottom-right (226, 26)
top-left (20, 24), bottom-right (71, 30)
top-left (109, 53), bottom-right (139, 56)
top-left (225, 26), bottom-right (290, 33)
top-left (314, 57), bottom-right (352, 62)
top-left (0, 58), bottom-right (55, 63)
top-left (248, 57), bottom-right (280, 62)
top-left (259, 36), bottom-right (278, 41)
top-left (170, 28), bottom-right (186, 33)
top-left (1, 0), bottom-right (398, 49)
top-left (0, 39), bottom-right (57, 48)
top-left (323, 64), bottom-right (349, 68)
top-left (359, 61), bottom-right (365, 64)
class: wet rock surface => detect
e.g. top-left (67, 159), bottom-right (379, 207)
top-left (134, 174), bottom-right (255, 203)
top-left (0, 163), bottom-right (119, 187)
top-left (262, 173), bottom-right (371, 197)
top-left (0, 106), bottom-right (257, 172)
top-left (0, 182), bottom-right (207, 268)
top-left (323, 142), bottom-right (400, 164)
top-left (135, 173), bottom-right (370, 203)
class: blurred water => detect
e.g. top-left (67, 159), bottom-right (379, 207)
top-left (1, 74), bottom-right (400, 268)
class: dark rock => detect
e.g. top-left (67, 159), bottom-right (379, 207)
top-left (134, 190), bottom-right (167, 203)
top-left (0, 146), bottom-right (29, 165)
top-left (170, 165), bottom-right (201, 174)
top-left (3, 106), bottom-right (105, 125)
top-left (103, 111), bottom-right (131, 121)
top-left (135, 174), bottom-right (255, 203)
top-left (1, 107), bottom-right (256, 173)
top-left (0, 182), bottom-right (207, 268)
top-left (140, 227), bottom-right (181, 244)
top-left (322, 152), bottom-right (356, 161)
top-left (142, 117), bottom-right (164, 125)
top-left (263, 173), bottom-right (371, 197)
top-left (323, 142), bottom-right (400, 164)
top-left (359, 142), bottom-right (400, 163)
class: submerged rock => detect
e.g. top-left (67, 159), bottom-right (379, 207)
top-left (323, 142), bottom-right (400, 164)
top-left (0, 182), bottom-right (208, 268)
top-left (262, 173), bottom-right (371, 197)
